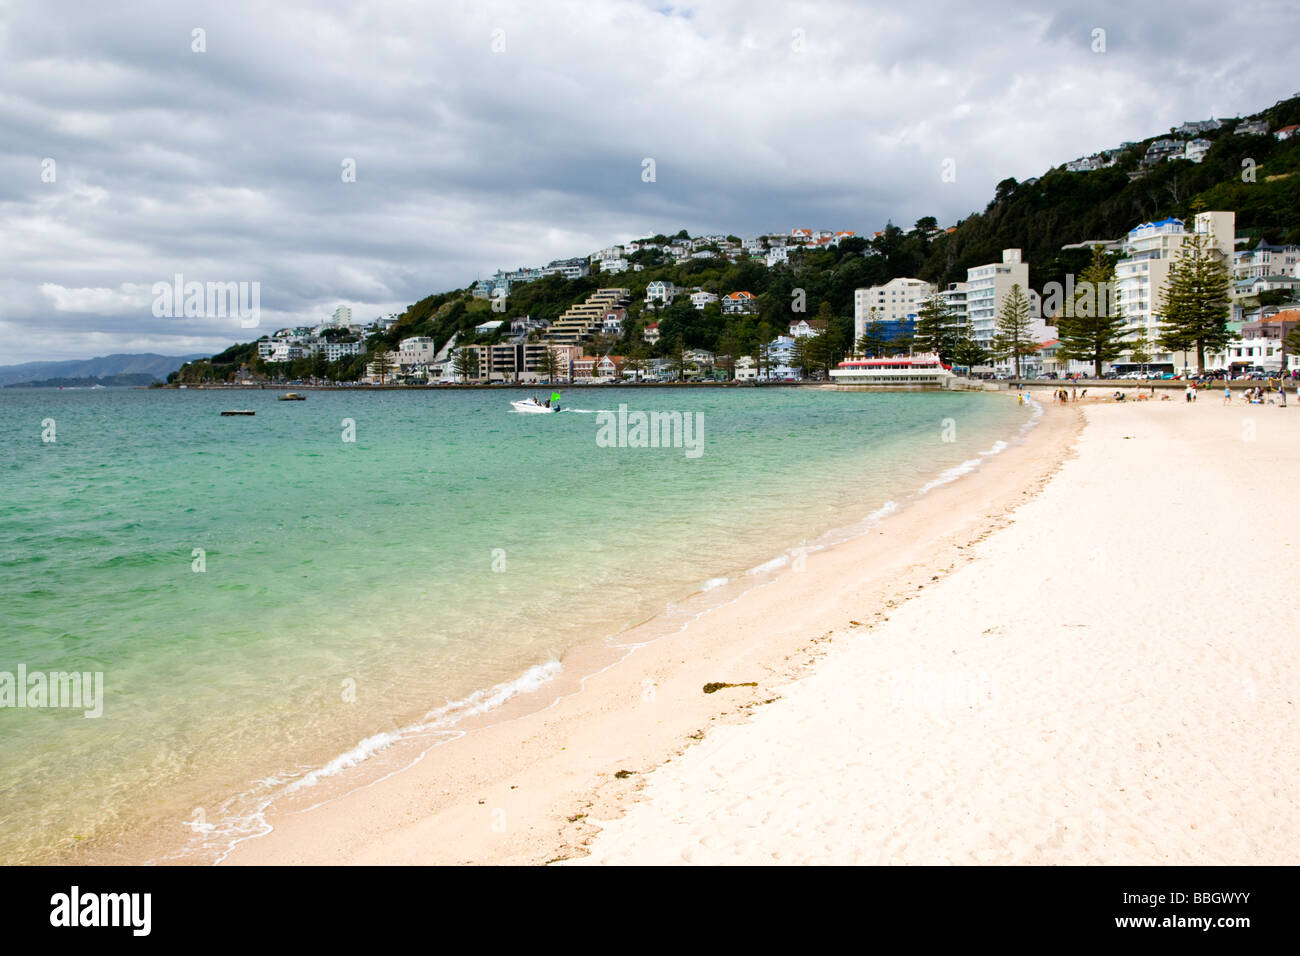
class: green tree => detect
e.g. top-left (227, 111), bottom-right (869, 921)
top-left (533, 345), bottom-right (560, 382)
top-left (789, 336), bottom-right (811, 378)
top-left (371, 350), bottom-right (394, 385)
top-left (752, 321), bottom-right (775, 380)
top-left (856, 313), bottom-right (886, 357)
top-left (452, 347), bottom-right (478, 383)
top-left (950, 330), bottom-right (990, 371)
top-left (913, 293), bottom-right (961, 363)
top-left (809, 324), bottom-right (845, 376)
top-left (1129, 331), bottom-right (1153, 372)
top-left (1282, 322), bottom-right (1300, 374)
top-left (666, 335), bottom-right (692, 381)
top-left (622, 343), bottom-right (649, 382)
top-left (1156, 232), bottom-right (1233, 372)
top-left (1055, 245), bottom-right (1128, 378)
top-left (991, 283), bottom-right (1037, 378)
top-left (714, 331), bottom-right (740, 380)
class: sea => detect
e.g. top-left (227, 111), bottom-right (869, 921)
top-left (0, 384), bottom-right (1036, 863)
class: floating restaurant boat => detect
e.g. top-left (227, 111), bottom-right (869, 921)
top-left (828, 352), bottom-right (955, 389)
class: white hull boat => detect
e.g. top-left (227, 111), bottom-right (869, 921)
top-left (510, 398), bottom-right (558, 414)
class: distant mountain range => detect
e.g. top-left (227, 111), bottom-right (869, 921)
top-left (3, 373), bottom-right (161, 389)
top-left (0, 353), bottom-right (206, 388)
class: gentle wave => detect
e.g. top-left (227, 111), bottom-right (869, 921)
top-left (162, 658), bottom-right (564, 864)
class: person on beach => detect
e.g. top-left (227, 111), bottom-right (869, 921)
top-left (1071, 385), bottom-right (1077, 402)
top-left (1224, 384), bottom-right (1232, 405)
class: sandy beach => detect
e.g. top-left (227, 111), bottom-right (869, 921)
top-left (211, 389), bottom-right (1298, 866)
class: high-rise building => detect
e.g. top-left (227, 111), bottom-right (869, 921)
top-left (854, 277), bottom-right (933, 343)
top-left (1113, 211), bottom-right (1234, 371)
top-left (965, 249), bottom-right (1033, 350)
top-left (332, 305), bottom-right (352, 325)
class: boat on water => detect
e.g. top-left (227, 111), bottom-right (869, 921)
top-left (511, 391), bottom-right (562, 414)
top-left (828, 352), bottom-right (955, 389)
top-left (220, 410), bottom-right (256, 416)
top-left (278, 392), bottom-right (307, 401)
top-left (510, 398), bottom-right (557, 414)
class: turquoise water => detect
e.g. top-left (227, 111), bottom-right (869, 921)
top-left (0, 385), bottom-right (1030, 862)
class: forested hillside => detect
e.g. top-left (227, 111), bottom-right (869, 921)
top-left (177, 93), bottom-right (1300, 382)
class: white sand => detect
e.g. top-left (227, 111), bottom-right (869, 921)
top-left (571, 397), bottom-right (1300, 864)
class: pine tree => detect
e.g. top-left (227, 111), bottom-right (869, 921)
top-left (857, 316), bottom-right (887, 358)
top-left (1055, 245), bottom-right (1128, 378)
top-left (533, 345), bottom-right (560, 382)
top-left (1156, 231), bottom-right (1233, 372)
top-left (371, 350), bottom-right (394, 384)
top-left (991, 283), bottom-right (1036, 378)
top-left (789, 336), bottom-right (811, 378)
top-left (950, 329), bottom-right (990, 371)
top-left (452, 347), bottom-right (478, 383)
top-left (1283, 322), bottom-right (1300, 373)
top-left (809, 324), bottom-right (844, 376)
top-left (666, 335), bottom-right (692, 381)
top-left (913, 293), bottom-right (961, 362)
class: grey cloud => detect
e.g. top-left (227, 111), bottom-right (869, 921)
top-left (1, 0), bottom-right (1298, 363)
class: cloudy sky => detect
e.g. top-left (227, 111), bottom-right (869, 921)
top-left (1, 0), bottom-right (1296, 364)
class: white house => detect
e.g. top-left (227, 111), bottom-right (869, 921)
top-left (645, 280), bottom-right (677, 305)
top-left (323, 340), bottom-right (363, 362)
top-left (1184, 138), bottom-right (1211, 163)
top-left (721, 291), bottom-right (758, 314)
top-left (689, 290), bottom-right (718, 310)
top-left (600, 258), bottom-right (630, 274)
top-left (734, 355), bottom-right (758, 381)
top-left (397, 336), bottom-right (438, 366)
top-left (643, 322), bottom-right (661, 345)
top-left (788, 318), bottom-right (828, 338)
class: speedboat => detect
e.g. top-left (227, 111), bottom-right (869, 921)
top-left (510, 397), bottom-right (558, 414)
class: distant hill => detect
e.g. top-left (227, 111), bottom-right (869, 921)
top-left (922, 93), bottom-right (1300, 291)
top-left (175, 91), bottom-right (1300, 380)
top-left (0, 353), bottom-right (206, 388)
top-left (3, 373), bottom-right (159, 389)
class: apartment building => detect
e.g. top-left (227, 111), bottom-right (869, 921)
top-left (853, 277), bottom-right (933, 344)
top-left (546, 288), bottom-right (631, 346)
top-left (455, 342), bottom-right (583, 383)
top-left (1113, 211), bottom-right (1235, 371)
top-left (964, 250), bottom-right (1034, 350)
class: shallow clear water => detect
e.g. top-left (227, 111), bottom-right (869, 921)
top-left (0, 385), bottom-right (1029, 862)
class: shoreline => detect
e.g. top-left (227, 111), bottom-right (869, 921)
top-left (166, 394), bottom-right (1077, 866)
top-left (43, 388), bottom-right (1039, 867)
top-left (571, 395), bottom-right (1300, 865)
